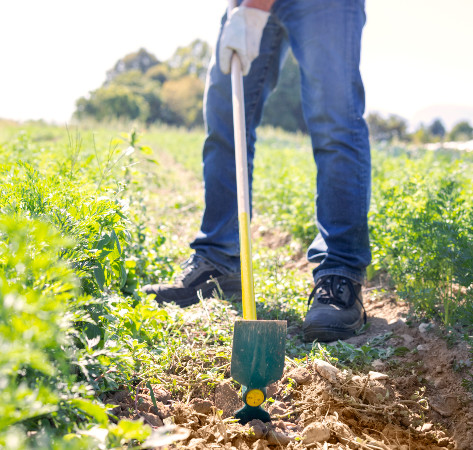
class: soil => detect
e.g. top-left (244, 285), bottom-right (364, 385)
top-left (124, 147), bottom-right (473, 449)
top-left (103, 288), bottom-right (473, 449)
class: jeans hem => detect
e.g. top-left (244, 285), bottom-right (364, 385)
top-left (314, 268), bottom-right (364, 285)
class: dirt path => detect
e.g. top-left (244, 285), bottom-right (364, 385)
top-left (127, 147), bottom-right (473, 449)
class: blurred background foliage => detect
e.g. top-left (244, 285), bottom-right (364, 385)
top-left (74, 41), bottom-right (473, 143)
top-left (74, 41), bottom-right (308, 131)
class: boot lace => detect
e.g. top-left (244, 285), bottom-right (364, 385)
top-left (308, 275), bottom-right (367, 322)
top-left (175, 254), bottom-right (202, 283)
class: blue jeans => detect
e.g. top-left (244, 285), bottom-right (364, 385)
top-left (191, 0), bottom-right (371, 285)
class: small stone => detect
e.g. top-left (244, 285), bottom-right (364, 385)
top-left (435, 365), bottom-right (443, 374)
top-left (419, 323), bottom-right (431, 333)
top-left (313, 359), bottom-right (340, 383)
top-left (402, 334), bottom-right (415, 343)
top-left (417, 344), bottom-right (429, 352)
top-left (302, 422), bottom-right (331, 445)
top-left (368, 371), bottom-right (389, 381)
top-left (437, 437), bottom-right (450, 447)
top-left (141, 412), bottom-right (163, 427)
top-left (288, 367), bottom-right (312, 385)
top-left (190, 398), bottom-right (213, 415)
top-left (372, 359), bottom-right (385, 370)
top-left (421, 423), bottom-right (433, 432)
top-left (248, 419), bottom-right (268, 440)
top-left (330, 421), bottom-right (354, 440)
top-left (434, 378), bottom-right (447, 389)
top-left (266, 430), bottom-right (293, 446)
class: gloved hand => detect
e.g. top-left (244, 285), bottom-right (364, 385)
top-left (219, 6), bottom-right (270, 76)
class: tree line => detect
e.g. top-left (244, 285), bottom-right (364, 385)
top-left (74, 41), bottom-right (473, 142)
top-left (366, 113), bottom-right (473, 144)
top-left (74, 41), bottom-right (305, 132)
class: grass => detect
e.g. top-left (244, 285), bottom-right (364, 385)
top-left (1, 120), bottom-right (473, 448)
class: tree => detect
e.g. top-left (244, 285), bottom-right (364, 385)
top-left (75, 84), bottom-right (149, 122)
top-left (167, 39), bottom-right (212, 82)
top-left (428, 118), bottom-right (446, 139)
top-left (448, 120), bottom-right (473, 141)
top-left (161, 75), bottom-right (204, 127)
top-left (145, 64), bottom-right (171, 84)
top-left (106, 48), bottom-right (160, 84)
top-left (412, 124), bottom-right (432, 144)
top-left (366, 112), bottom-right (408, 142)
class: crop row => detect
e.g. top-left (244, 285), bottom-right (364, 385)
top-left (1, 123), bottom-right (473, 448)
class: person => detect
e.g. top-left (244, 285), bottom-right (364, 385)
top-left (144, 0), bottom-right (371, 342)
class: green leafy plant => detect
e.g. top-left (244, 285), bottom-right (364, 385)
top-left (370, 152), bottom-right (473, 326)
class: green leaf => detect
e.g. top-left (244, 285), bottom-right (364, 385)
top-left (93, 264), bottom-right (105, 291)
top-left (69, 398), bottom-right (109, 425)
top-left (111, 229), bottom-right (122, 255)
top-left (119, 264), bottom-right (127, 289)
top-left (84, 323), bottom-right (103, 349)
top-left (394, 346), bottom-right (410, 356)
top-left (94, 233), bottom-right (111, 250)
top-left (146, 382), bottom-right (159, 410)
top-left (111, 419), bottom-right (151, 441)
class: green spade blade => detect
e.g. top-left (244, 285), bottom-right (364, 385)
top-left (231, 320), bottom-right (286, 388)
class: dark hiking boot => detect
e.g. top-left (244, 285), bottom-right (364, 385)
top-left (302, 275), bottom-right (367, 342)
top-left (142, 254), bottom-right (241, 307)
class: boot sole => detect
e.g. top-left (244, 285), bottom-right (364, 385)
top-left (302, 325), bottom-right (361, 343)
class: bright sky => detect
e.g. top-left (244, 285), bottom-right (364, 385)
top-left (1, 0), bottom-right (473, 128)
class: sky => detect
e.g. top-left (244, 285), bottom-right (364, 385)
top-left (1, 0), bottom-right (473, 129)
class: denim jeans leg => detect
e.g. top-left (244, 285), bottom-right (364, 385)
top-left (190, 13), bottom-right (289, 274)
top-left (274, 0), bottom-right (371, 284)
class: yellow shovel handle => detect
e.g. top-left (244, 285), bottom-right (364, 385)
top-left (238, 212), bottom-right (256, 320)
top-left (228, 0), bottom-right (257, 321)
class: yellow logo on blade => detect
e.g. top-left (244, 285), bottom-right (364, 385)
top-left (246, 389), bottom-right (265, 407)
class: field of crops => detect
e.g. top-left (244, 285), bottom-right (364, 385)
top-left (1, 119), bottom-right (473, 449)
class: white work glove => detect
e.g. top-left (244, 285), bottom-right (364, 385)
top-left (219, 6), bottom-right (270, 76)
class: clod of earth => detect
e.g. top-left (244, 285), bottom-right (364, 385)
top-left (215, 380), bottom-right (243, 418)
top-left (190, 398), bottom-right (213, 415)
top-left (302, 422), bottom-right (331, 444)
top-left (312, 359), bottom-right (340, 383)
top-left (287, 367), bottom-right (312, 385)
top-left (368, 371), bottom-right (389, 381)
